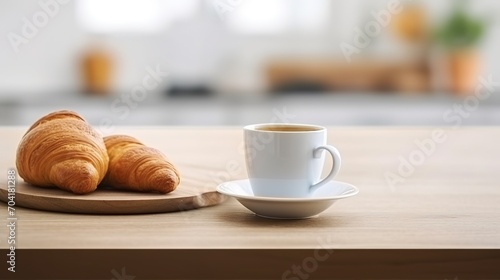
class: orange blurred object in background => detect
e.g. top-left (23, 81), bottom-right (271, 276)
top-left (448, 50), bottom-right (481, 95)
top-left (82, 48), bottom-right (113, 96)
top-left (392, 4), bottom-right (428, 43)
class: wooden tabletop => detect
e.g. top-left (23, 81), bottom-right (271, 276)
top-left (0, 126), bottom-right (499, 249)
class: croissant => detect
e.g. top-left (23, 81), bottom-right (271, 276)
top-left (102, 135), bottom-right (180, 194)
top-left (16, 110), bottom-right (109, 194)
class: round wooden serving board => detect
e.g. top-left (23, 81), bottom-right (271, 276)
top-left (0, 182), bottom-right (227, 214)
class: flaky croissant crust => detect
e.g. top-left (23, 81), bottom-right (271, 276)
top-left (16, 110), bottom-right (109, 194)
top-left (103, 135), bottom-right (180, 194)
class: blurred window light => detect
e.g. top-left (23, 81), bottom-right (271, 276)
top-left (226, 0), bottom-right (330, 33)
top-left (76, 0), bottom-right (199, 33)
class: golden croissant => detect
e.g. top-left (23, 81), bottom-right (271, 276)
top-left (102, 135), bottom-right (180, 194)
top-left (16, 110), bottom-right (109, 194)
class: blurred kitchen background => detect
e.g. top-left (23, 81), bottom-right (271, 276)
top-left (1, 0), bottom-right (499, 127)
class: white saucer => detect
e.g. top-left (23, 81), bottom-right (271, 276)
top-left (216, 179), bottom-right (359, 219)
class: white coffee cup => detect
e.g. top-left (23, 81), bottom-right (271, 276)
top-left (244, 123), bottom-right (341, 198)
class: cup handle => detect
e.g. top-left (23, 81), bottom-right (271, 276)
top-left (309, 145), bottom-right (341, 194)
